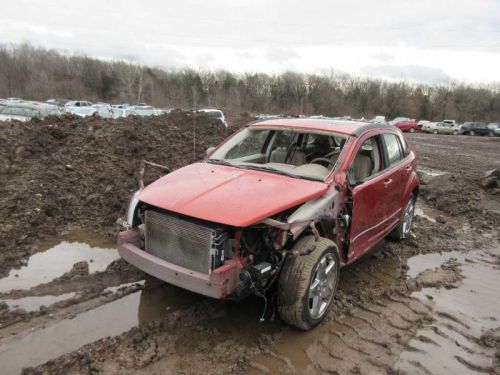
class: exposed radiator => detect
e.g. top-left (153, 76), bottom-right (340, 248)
top-left (144, 210), bottom-right (225, 274)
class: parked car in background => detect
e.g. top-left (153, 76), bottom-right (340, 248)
top-left (112, 103), bottom-right (130, 109)
top-left (442, 119), bottom-right (457, 127)
top-left (487, 123), bottom-right (500, 137)
top-left (392, 119), bottom-right (418, 133)
top-left (0, 102), bottom-right (61, 122)
top-left (198, 108), bottom-right (228, 127)
top-left (461, 122), bottom-right (490, 136)
top-left (67, 106), bottom-right (97, 117)
top-left (389, 117), bottom-right (410, 126)
top-left (65, 100), bottom-right (93, 108)
top-left (417, 120), bottom-right (430, 129)
top-left (46, 99), bottom-right (70, 107)
top-left (255, 114), bottom-right (282, 120)
top-left (371, 115), bottom-right (386, 124)
top-left (427, 122), bottom-right (460, 135)
top-left (126, 105), bottom-right (156, 117)
top-left (421, 122), bottom-right (438, 133)
top-left (118, 118), bottom-right (419, 330)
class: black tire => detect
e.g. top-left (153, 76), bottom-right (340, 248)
top-left (488, 131), bottom-right (494, 137)
top-left (470, 130), bottom-right (476, 136)
top-left (388, 194), bottom-right (416, 240)
top-left (277, 236), bottom-right (340, 330)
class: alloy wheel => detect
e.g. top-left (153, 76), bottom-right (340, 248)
top-left (308, 253), bottom-right (337, 319)
top-left (402, 198), bottom-right (415, 237)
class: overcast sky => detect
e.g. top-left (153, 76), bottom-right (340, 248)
top-left (1, 0), bottom-right (500, 83)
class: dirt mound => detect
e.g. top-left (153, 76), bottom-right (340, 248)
top-left (0, 111), bottom-right (235, 276)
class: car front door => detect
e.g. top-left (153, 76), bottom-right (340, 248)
top-left (347, 134), bottom-right (389, 262)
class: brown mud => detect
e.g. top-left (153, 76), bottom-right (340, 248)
top-left (0, 119), bottom-right (499, 374)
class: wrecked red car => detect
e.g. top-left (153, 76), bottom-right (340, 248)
top-left (118, 119), bottom-right (419, 330)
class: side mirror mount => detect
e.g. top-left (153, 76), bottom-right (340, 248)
top-left (206, 146), bottom-right (215, 156)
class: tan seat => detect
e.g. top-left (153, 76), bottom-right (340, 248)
top-left (352, 154), bottom-right (372, 182)
top-left (270, 147), bottom-right (306, 166)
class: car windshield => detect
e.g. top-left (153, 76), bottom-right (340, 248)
top-left (208, 127), bottom-right (348, 181)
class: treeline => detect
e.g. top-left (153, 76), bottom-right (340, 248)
top-left (1, 43), bottom-right (500, 122)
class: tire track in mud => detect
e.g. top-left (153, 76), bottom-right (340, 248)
top-left (2, 201), bottom-right (498, 375)
top-left (247, 246), bottom-right (500, 375)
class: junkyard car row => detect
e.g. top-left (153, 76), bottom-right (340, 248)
top-left (118, 118), bottom-right (419, 329)
top-left (1, 97), bottom-right (498, 136)
top-left (0, 98), bottom-right (227, 126)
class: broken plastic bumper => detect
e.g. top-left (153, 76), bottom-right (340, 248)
top-left (117, 229), bottom-right (239, 299)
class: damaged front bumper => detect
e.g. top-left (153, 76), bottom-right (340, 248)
top-left (117, 229), bottom-right (240, 299)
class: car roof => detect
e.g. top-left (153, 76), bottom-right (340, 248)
top-left (248, 118), bottom-right (393, 136)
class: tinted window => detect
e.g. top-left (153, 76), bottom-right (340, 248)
top-left (382, 134), bottom-right (403, 166)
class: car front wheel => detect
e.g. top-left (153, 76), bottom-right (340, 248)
top-left (409, 128), bottom-right (415, 133)
top-left (277, 236), bottom-right (340, 330)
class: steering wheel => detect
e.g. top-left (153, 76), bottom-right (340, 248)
top-left (310, 157), bottom-right (335, 168)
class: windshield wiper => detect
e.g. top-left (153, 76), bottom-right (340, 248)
top-left (239, 164), bottom-right (303, 178)
top-left (206, 159), bottom-right (235, 167)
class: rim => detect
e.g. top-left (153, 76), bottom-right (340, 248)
top-left (308, 252), bottom-right (337, 319)
top-left (402, 198), bottom-right (415, 237)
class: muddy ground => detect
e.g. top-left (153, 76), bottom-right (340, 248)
top-left (0, 118), bottom-right (499, 375)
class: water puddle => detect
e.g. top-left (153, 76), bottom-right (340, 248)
top-left (3, 292), bottom-right (76, 312)
top-left (396, 246), bottom-right (500, 374)
top-left (417, 166), bottom-right (448, 177)
top-left (414, 207), bottom-right (437, 223)
top-left (0, 232), bottom-right (119, 294)
top-left (0, 281), bottom-right (177, 375)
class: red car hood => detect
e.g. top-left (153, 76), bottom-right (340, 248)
top-left (137, 162), bottom-right (328, 227)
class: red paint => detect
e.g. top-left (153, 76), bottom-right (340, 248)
top-left (392, 119), bottom-right (418, 132)
top-left (249, 118), bottom-right (368, 136)
top-left (137, 162), bottom-right (328, 227)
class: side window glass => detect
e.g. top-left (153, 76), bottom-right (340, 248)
top-left (397, 134), bottom-right (409, 156)
top-left (382, 134), bottom-right (403, 166)
top-left (349, 136), bottom-right (382, 185)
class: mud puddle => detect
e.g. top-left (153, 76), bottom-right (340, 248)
top-left (0, 231), bottom-right (119, 294)
top-left (396, 246), bottom-right (500, 374)
top-left (2, 292), bottom-right (77, 312)
top-left (0, 279), bottom-right (278, 375)
top-left (247, 245), bottom-right (500, 374)
top-left (0, 282), bottom-right (165, 375)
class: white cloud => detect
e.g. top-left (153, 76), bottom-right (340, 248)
top-left (0, 0), bottom-right (499, 83)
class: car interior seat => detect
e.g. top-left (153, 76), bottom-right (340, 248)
top-left (270, 146), bottom-right (306, 166)
top-left (352, 154), bottom-right (372, 182)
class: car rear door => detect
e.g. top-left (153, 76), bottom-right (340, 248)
top-left (380, 133), bottom-right (409, 230)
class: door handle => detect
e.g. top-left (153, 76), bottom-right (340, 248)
top-left (383, 178), bottom-right (393, 187)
